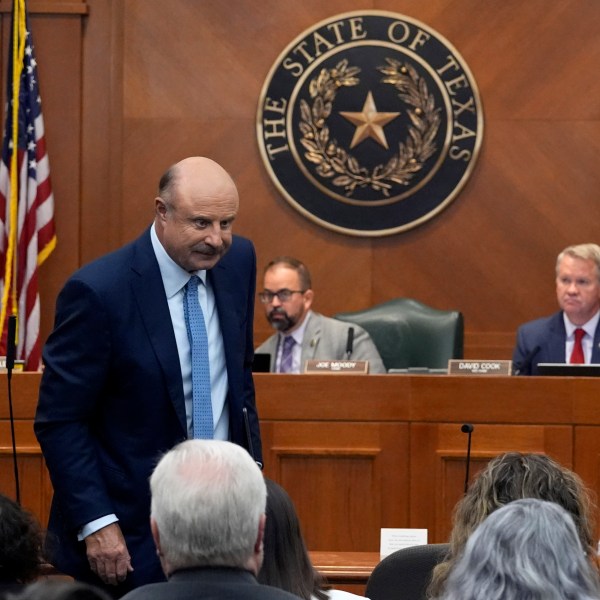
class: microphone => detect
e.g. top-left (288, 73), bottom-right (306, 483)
top-left (6, 315), bottom-right (20, 503)
top-left (6, 314), bottom-right (16, 377)
top-left (242, 407), bottom-right (256, 463)
top-left (513, 345), bottom-right (541, 375)
top-left (345, 327), bottom-right (354, 359)
top-left (461, 423), bottom-right (474, 494)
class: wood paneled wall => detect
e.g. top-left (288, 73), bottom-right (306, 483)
top-left (3, 0), bottom-right (600, 357)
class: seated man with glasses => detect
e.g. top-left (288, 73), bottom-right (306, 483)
top-left (512, 243), bottom-right (600, 375)
top-left (255, 257), bottom-right (386, 373)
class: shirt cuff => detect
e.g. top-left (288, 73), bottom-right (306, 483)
top-left (77, 514), bottom-right (119, 541)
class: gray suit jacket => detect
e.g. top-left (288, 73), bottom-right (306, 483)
top-left (256, 311), bottom-right (386, 373)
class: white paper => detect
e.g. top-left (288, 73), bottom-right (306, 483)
top-left (380, 528), bottom-right (428, 558)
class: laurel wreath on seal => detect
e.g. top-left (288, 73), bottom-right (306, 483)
top-left (299, 58), bottom-right (441, 196)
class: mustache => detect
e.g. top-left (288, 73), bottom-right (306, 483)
top-left (193, 243), bottom-right (223, 256)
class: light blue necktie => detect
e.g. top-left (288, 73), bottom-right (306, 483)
top-left (184, 276), bottom-right (213, 439)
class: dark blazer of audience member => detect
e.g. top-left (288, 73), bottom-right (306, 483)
top-left (427, 452), bottom-right (596, 598)
top-left (436, 499), bottom-right (600, 600)
top-left (258, 479), bottom-right (367, 600)
top-left (0, 493), bottom-right (43, 597)
top-left (120, 440), bottom-right (300, 600)
top-left (513, 243), bottom-right (600, 374)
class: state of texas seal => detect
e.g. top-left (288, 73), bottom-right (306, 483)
top-left (257, 11), bottom-right (483, 237)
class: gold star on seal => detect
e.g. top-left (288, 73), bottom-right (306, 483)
top-left (339, 91), bottom-right (400, 149)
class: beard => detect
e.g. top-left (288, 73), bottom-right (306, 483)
top-left (267, 307), bottom-right (296, 332)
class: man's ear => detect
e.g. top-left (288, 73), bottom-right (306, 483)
top-left (155, 197), bottom-right (168, 219)
top-left (304, 288), bottom-right (314, 309)
top-left (150, 517), bottom-right (162, 553)
top-left (254, 513), bottom-right (266, 554)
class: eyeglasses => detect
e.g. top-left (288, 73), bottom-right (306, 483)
top-left (259, 289), bottom-right (305, 303)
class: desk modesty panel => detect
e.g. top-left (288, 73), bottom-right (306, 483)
top-left (2, 373), bottom-right (600, 549)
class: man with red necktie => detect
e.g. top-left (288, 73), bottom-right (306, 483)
top-left (513, 243), bottom-right (600, 375)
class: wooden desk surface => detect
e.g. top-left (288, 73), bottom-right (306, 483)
top-left (310, 551), bottom-right (381, 581)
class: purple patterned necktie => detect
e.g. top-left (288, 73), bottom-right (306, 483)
top-left (279, 336), bottom-right (296, 373)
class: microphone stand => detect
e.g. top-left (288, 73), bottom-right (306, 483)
top-left (6, 315), bottom-right (20, 504)
top-left (461, 423), bottom-right (474, 495)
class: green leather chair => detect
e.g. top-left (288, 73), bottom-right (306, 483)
top-left (335, 298), bottom-right (464, 371)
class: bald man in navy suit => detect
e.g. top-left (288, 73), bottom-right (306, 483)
top-left (513, 243), bottom-right (600, 375)
top-left (35, 157), bottom-right (262, 596)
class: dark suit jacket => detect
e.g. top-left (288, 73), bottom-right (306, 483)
top-left (512, 310), bottom-right (600, 375)
top-left (34, 229), bottom-right (262, 591)
top-left (120, 567), bottom-right (302, 600)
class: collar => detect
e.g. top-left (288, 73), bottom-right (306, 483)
top-left (168, 566), bottom-right (258, 584)
top-left (563, 310), bottom-right (600, 339)
top-left (150, 223), bottom-right (207, 297)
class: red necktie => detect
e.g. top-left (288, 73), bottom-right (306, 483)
top-left (570, 328), bottom-right (585, 364)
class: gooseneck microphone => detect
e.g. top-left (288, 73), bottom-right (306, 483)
top-left (6, 315), bottom-right (16, 374)
top-left (461, 423), bottom-right (474, 495)
top-left (6, 315), bottom-right (20, 503)
top-left (345, 327), bottom-right (355, 359)
top-left (513, 345), bottom-right (541, 375)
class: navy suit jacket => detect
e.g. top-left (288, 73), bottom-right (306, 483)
top-left (512, 310), bottom-right (600, 375)
top-left (34, 229), bottom-right (262, 591)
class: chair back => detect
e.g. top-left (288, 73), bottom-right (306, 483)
top-left (335, 298), bottom-right (463, 371)
top-left (365, 543), bottom-right (449, 600)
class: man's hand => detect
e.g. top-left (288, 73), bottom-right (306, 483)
top-left (84, 523), bottom-right (134, 585)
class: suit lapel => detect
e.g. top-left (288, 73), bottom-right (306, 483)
top-left (590, 318), bottom-right (600, 363)
top-left (545, 312), bottom-right (567, 363)
top-left (302, 312), bottom-right (322, 364)
top-left (208, 261), bottom-right (237, 373)
top-left (129, 230), bottom-right (187, 432)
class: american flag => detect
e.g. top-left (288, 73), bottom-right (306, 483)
top-left (0, 0), bottom-right (56, 371)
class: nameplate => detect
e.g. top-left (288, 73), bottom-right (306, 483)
top-left (448, 359), bottom-right (512, 376)
top-left (304, 359), bottom-right (369, 374)
top-left (0, 357), bottom-right (24, 372)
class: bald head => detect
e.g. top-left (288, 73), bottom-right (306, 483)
top-left (155, 157), bottom-right (239, 272)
